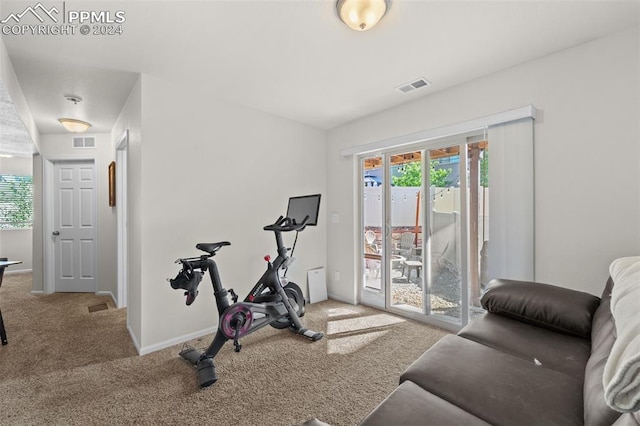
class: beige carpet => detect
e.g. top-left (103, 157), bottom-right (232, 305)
top-left (0, 273), bottom-right (448, 425)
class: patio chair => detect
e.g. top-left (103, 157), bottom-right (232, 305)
top-left (364, 233), bottom-right (381, 279)
top-left (396, 232), bottom-right (416, 258)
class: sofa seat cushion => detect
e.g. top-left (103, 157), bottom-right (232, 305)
top-left (401, 335), bottom-right (584, 426)
top-left (481, 279), bottom-right (601, 338)
top-left (360, 380), bottom-right (490, 426)
top-left (459, 312), bottom-right (591, 378)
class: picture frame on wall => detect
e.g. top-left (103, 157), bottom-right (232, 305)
top-left (108, 161), bottom-right (116, 206)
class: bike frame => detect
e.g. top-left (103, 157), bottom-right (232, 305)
top-left (183, 227), bottom-right (304, 362)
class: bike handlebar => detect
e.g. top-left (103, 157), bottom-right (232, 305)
top-left (263, 215), bottom-right (308, 233)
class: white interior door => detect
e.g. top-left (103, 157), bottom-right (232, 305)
top-left (53, 160), bottom-right (97, 292)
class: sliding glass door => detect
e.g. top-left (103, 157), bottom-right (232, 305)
top-left (388, 151), bottom-right (424, 314)
top-left (362, 156), bottom-right (383, 293)
top-left (359, 135), bottom-right (491, 328)
top-left (425, 145), bottom-right (463, 322)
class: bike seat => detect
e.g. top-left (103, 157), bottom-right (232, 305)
top-left (196, 241), bottom-right (231, 255)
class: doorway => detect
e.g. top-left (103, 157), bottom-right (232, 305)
top-left (48, 160), bottom-right (97, 293)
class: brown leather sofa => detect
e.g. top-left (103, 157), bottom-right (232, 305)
top-left (360, 276), bottom-right (640, 425)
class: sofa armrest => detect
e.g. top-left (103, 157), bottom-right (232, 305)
top-left (480, 279), bottom-right (601, 339)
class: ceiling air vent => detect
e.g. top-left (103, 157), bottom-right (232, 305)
top-left (397, 78), bottom-right (431, 94)
top-left (73, 137), bottom-right (95, 148)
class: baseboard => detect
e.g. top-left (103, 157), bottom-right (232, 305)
top-left (31, 290), bottom-right (44, 294)
top-left (328, 292), bottom-right (357, 305)
top-left (127, 324), bottom-right (142, 355)
top-left (96, 291), bottom-right (116, 306)
top-left (138, 326), bottom-right (217, 356)
top-left (5, 268), bottom-right (32, 275)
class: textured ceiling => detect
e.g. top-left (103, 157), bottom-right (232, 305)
top-left (1, 0), bottom-right (639, 157)
top-left (0, 80), bottom-right (34, 157)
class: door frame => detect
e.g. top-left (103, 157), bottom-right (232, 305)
top-left (43, 157), bottom-right (97, 294)
top-left (115, 130), bottom-right (129, 308)
top-left (357, 133), bottom-right (480, 332)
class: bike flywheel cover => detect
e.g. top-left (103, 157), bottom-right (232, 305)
top-left (220, 305), bottom-right (253, 339)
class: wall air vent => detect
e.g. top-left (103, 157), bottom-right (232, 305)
top-left (397, 77), bottom-right (431, 94)
top-left (73, 136), bottom-right (95, 148)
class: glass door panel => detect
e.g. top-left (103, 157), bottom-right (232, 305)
top-left (388, 151), bottom-right (424, 313)
top-left (427, 146), bottom-right (462, 321)
top-left (362, 157), bottom-right (383, 290)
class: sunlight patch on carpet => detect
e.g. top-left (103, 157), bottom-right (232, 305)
top-left (327, 330), bottom-right (388, 354)
top-left (327, 307), bottom-right (360, 317)
top-left (326, 313), bottom-right (405, 335)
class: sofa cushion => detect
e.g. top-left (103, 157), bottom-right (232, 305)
top-left (360, 380), bottom-right (490, 426)
top-left (604, 256), bottom-right (640, 412)
top-left (401, 335), bottom-right (584, 425)
top-left (459, 312), bottom-right (591, 378)
top-left (481, 278), bottom-right (600, 339)
top-left (584, 277), bottom-right (622, 425)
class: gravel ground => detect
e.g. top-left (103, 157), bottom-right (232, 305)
top-left (390, 260), bottom-right (485, 319)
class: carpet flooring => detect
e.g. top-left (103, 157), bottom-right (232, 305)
top-left (0, 273), bottom-right (448, 425)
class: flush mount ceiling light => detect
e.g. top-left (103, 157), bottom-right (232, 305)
top-left (59, 94), bottom-right (91, 133)
top-left (58, 118), bottom-right (91, 133)
top-left (337, 0), bottom-right (390, 31)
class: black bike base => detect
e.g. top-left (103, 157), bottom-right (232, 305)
top-left (180, 347), bottom-right (218, 388)
top-left (196, 357), bottom-right (218, 387)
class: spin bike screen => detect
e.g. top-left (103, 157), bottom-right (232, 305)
top-left (286, 194), bottom-right (321, 226)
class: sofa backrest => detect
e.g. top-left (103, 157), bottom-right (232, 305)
top-left (584, 277), bottom-right (622, 425)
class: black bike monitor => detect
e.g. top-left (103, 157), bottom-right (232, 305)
top-left (287, 194), bottom-right (321, 226)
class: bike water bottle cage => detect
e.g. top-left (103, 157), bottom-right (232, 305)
top-left (195, 241), bottom-right (230, 256)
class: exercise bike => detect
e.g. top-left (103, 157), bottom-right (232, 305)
top-left (169, 215), bottom-right (324, 388)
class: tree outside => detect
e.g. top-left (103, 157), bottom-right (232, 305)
top-left (392, 161), bottom-right (452, 187)
top-left (392, 153), bottom-right (488, 188)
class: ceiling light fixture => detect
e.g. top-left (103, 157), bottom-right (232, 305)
top-left (59, 94), bottom-right (91, 133)
top-left (336, 0), bottom-right (390, 31)
top-left (58, 118), bottom-right (91, 133)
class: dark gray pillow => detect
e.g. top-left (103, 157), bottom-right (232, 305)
top-left (481, 279), bottom-right (601, 339)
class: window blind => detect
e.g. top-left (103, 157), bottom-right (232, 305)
top-left (0, 174), bottom-right (33, 228)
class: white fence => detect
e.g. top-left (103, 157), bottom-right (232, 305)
top-left (363, 186), bottom-right (489, 229)
top-left (364, 186), bottom-right (489, 267)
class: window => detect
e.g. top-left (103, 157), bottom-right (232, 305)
top-left (0, 174), bottom-right (33, 229)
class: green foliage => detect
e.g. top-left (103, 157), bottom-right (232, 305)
top-left (480, 151), bottom-right (489, 187)
top-left (430, 162), bottom-right (452, 187)
top-left (392, 162), bottom-right (421, 187)
top-left (0, 175), bottom-right (33, 229)
top-left (391, 161), bottom-right (452, 187)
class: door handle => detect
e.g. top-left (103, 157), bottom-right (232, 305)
top-left (52, 231), bottom-right (60, 236)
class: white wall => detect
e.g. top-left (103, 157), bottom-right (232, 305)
top-left (31, 133), bottom-right (117, 297)
top-left (1, 37), bottom-right (39, 276)
top-left (114, 75), bottom-right (327, 353)
top-left (327, 27), bottom-right (640, 299)
top-left (111, 76), bottom-right (143, 348)
top-left (0, 156), bottom-right (33, 272)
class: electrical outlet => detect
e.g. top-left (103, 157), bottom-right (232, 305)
top-left (334, 271), bottom-right (340, 281)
